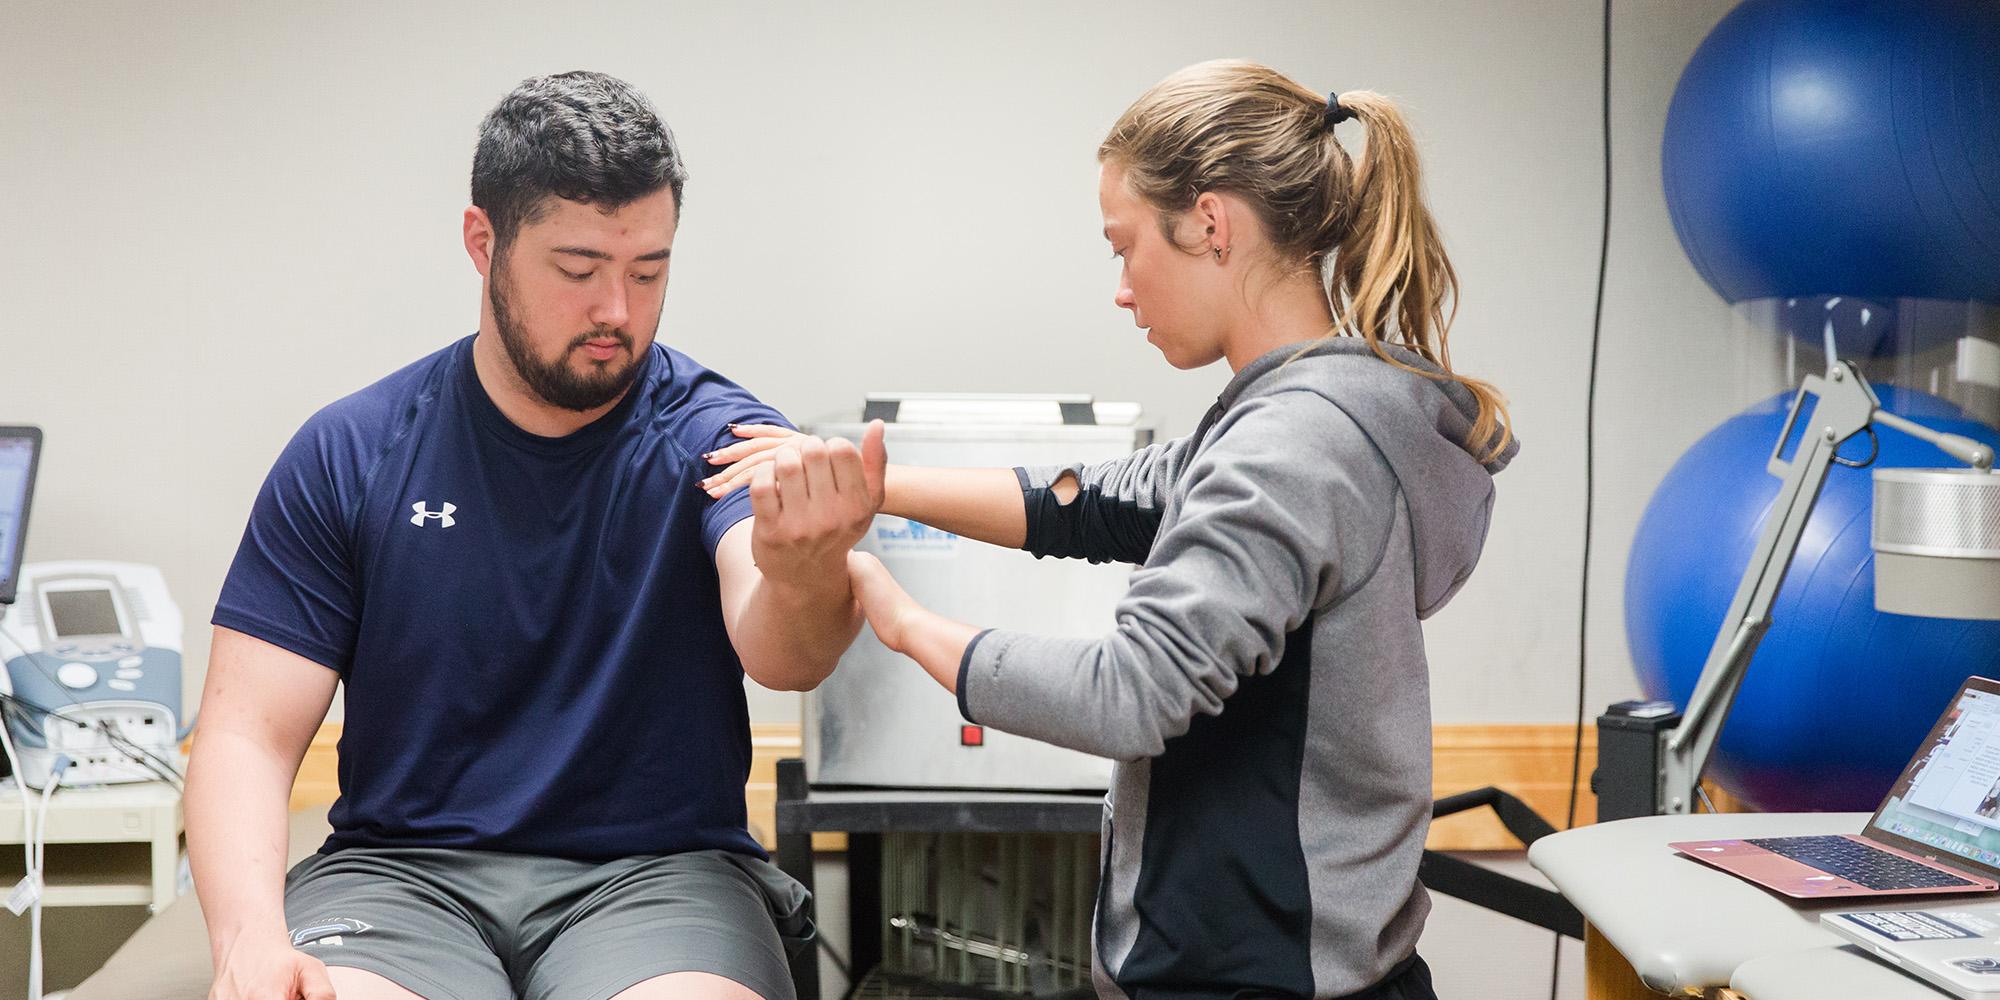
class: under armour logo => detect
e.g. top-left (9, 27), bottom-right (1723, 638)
top-left (410, 501), bottom-right (457, 528)
top-left (292, 918), bottom-right (373, 947)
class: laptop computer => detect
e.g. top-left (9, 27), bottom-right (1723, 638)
top-left (1669, 675), bottom-right (2000, 899)
top-left (0, 426), bottom-right (41, 607)
top-left (1822, 903), bottom-right (2000, 999)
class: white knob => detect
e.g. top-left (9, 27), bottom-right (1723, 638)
top-left (57, 662), bottom-right (99, 689)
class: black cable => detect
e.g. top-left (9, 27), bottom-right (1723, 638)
top-left (1833, 425), bottom-right (1880, 468)
top-left (2, 699), bottom-right (45, 733)
top-left (98, 725), bottom-right (176, 786)
top-left (1, 688), bottom-right (61, 716)
top-left (117, 728), bottom-right (184, 779)
top-left (1556, 1), bottom-right (1613, 997)
top-left (0, 692), bottom-right (62, 735)
top-left (0, 696), bottom-right (49, 755)
top-left (99, 722), bottom-right (183, 788)
top-left (0, 619), bottom-right (35, 662)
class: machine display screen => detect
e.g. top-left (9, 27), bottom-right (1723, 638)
top-left (0, 435), bottom-right (32, 598)
top-left (46, 589), bottom-right (121, 638)
top-left (1871, 682), bottom-right (2000, 873)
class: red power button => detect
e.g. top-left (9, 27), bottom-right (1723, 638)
top-left (960, 724), bottom-right (985, 747)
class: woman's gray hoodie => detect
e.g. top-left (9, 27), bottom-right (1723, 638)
top-left (955, 338), bottom-right (1518, 999)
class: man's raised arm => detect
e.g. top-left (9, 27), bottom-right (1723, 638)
top-left (714, 422), bottom-right (887, 691)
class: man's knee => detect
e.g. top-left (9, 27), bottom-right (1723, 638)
top-left (612, 970), bottom-right (770, 1000)
top-left (324, 966), bottom-right (429, 999)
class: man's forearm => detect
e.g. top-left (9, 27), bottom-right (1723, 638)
top-left (881, 466), bottom-right (1028, 549)
top-left (187, 729), bottom-right (305, 961)
top-left (737, 570), bottom-right (863, 691)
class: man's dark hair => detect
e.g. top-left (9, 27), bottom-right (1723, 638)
top-left (472, 71), bottom-right (687, 256)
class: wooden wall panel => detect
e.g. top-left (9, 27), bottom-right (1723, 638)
top-left (293, 722), bottom-right (1609, 853)
top-left (1430, 724), bottom-right (1599, 850)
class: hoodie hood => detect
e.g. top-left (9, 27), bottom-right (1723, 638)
top-left (1213, 337), bottom-right (1519, 617)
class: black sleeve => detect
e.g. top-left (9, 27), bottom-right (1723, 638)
top-left (1018, 466), bottom-right (1166, 566)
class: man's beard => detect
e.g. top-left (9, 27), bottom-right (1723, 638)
top-left (490, 262), bottom-right (646, 413)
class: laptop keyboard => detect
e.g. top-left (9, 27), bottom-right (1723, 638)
top-left (1745, 836), bottom-right (1979, 890)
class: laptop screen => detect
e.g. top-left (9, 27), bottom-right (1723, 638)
top-left (0, 428), bottom-right (40, 606)
top-left (1868, 677), bottom-right (2000, 876)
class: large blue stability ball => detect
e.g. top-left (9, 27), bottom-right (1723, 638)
top-left (1626, 387), bottom-right (2000, 812)
top-left (1663, 0), bottom-right (2000, 331)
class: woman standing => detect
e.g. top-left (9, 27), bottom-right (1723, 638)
top-left (709, 60), bottom-right (1515, 1000)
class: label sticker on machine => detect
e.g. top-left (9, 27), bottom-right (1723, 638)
top-left (1837, 911), bottom-right (1983, 941)
top-left (873, 518), bottom-right (960, 558)
top-left (1949, 957), bottom-right (2000, 976)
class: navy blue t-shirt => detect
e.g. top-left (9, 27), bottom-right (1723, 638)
top-left (214, 335), bottom-right (789, 860)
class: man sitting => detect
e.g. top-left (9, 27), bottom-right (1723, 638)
top-left (186, 70), bottom-right (882, 1000)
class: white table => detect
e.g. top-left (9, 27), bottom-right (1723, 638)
top-left (0, 779), bottom-right (184, 912)
top-left (1529, 812), bottom-right (1958, 998)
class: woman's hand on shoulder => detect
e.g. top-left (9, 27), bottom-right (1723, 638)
top-left (700, 423), bottom-right (802, 499)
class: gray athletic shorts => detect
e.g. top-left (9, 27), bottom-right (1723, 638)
top-left (282, 846), bottom-right (813, 1000)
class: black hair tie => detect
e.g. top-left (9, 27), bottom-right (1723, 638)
top-left (1325, 93), bottom-right (1356, 129)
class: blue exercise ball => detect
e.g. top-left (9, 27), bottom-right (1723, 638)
top-left (1625, 387), bottom-right (2000, 812)
top-left (1662, 0), bottom-right (2000, 316)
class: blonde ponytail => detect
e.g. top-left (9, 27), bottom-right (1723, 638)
top-left (1329, 91), bottom-right (1512, 461)
top-left (1101, 63), bottom-right (1512, 462)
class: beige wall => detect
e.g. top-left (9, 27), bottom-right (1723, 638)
top-left (2, 0), bottom-right (1748, 740)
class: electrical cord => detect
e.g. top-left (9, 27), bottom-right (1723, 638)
top-left (0, 699), bottom-right (36, 868)
top-left (0, 618), bottom-right (34, 663)
top-left (1556, 1), bottom-right (1614, 997)
top-left (1833, 425), bottom-right (1880, 468)
top-left (28, 757), bottom-right (67, 1000)
top-left (0, 694), bottom-right (42, 736)
top-left (0, 707), bottom-right (66, 1000)
top-left (0, 677), bottom-right (63, 1000)
top-left (102, 723), bottom-right (182, 788)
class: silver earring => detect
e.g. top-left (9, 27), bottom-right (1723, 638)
top-left (1212, 245), bottom-right (1228, 261)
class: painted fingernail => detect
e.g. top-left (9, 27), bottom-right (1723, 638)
top-left (727, 423), bottom-right (740, 429)
top-left (701, 451), bottom-right (714, 460)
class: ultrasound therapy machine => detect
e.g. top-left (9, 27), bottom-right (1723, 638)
top-left (0, 426), bottom-right (184, 788)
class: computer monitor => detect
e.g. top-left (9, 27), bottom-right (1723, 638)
top-left (0, 426), bottom-right (43, 606)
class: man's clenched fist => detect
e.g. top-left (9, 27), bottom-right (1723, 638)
top-left (748, 419), bottom-right (887, 587)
